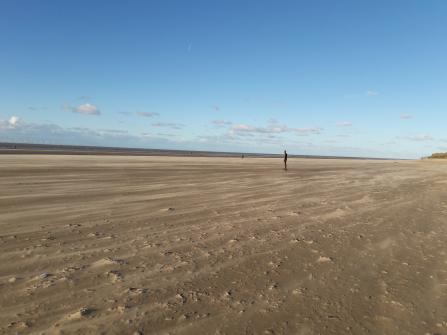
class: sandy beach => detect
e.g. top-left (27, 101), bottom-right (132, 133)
top-left (2, 155), bottom-right (447, 334)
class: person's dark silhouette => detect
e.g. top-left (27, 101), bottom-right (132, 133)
top-left (284, 150), bottom-right (288, 170)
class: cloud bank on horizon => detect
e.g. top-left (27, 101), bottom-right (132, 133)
top-left (1, 1), bottom-right (447, 159)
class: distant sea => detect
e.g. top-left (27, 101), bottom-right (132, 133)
top-left (0, 142), bottom-right (391, 160)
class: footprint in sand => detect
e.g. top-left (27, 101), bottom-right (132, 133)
top-left (161, 207), bottom-right (176, 213)
top-left (317, 256), bottom-right (333, 263)
top-left (127, 287), bottom-right (148, 295)
top-left (53, 307), bottom-right (95, 328)
top-left (91, 258), bottom-right (126, 268)
top-left (107, 270), bottom-right (123, 282)
top-left (68, 307), bottom-right (94, 320)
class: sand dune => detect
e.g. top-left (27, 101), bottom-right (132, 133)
top-left (2, 155), bottom-right (447, 334)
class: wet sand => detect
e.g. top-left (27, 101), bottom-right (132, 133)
top-left (1, 155), bottom-right (447, 334)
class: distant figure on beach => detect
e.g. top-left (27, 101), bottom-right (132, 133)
top-left (284, 150), bottom-right (288, 170)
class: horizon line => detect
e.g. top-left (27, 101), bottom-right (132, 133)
top-left (0, 142), bottom-right (408, 160)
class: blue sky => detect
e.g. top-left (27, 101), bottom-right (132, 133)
top-left (1, 0), bottom-right (447, 158)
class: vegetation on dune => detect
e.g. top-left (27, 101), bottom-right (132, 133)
top-left (428, 152), bottom-right (447, 159)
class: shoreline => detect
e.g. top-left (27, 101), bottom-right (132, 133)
top-left (0, 142), bottom-right (400, 160)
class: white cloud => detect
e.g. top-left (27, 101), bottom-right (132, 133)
top-left (228, 122), bottom-right (322, 137)
top-left (0, 116), bottom-right (20, 129)
top-left (137, 112), bottom-right (159, 118)
top-left (0, 118), bottom-right (163, 148)
top-left (336, 121), bottom-right (352, 127)
top-left (294, 127), bottom-right (323, 135)
top-left (231, 123), bottom-right (256, 132)
top-left (98, 129), bottom-right (129, 134)
top-left (398, 134), bottom-right (433, 141)
top-left (73, 103), bottom-right (100, 115)
top-left (9, 116), bottom-right (19, 127)
top-left (230, 123), bottom-right (288, 135)
top-left (366, 90), bottom-right (379, 96)
top-left (0, 116), bottom-right (420, 158)
top-left (212, 120), bottom-right (232, 126)
top-left (400, 113), bottom-right (413, 120)
top-left (152, 122), bottom-right (184, 129)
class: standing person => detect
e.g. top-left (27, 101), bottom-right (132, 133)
top-left (284, 150), bottom-right (288, 170)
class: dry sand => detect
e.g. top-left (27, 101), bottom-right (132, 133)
top-left (1, 155), bottom-right (447, 334)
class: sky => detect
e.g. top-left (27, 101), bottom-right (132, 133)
top-left (1, 0), bottom-right (447, 158)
